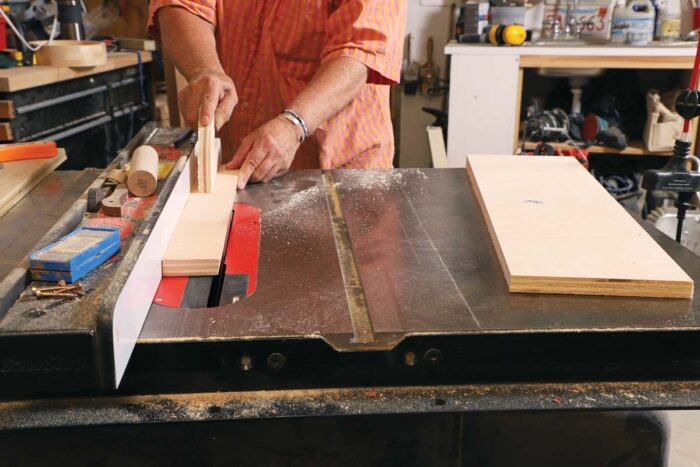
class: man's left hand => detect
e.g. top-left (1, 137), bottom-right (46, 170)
top-left (226, 116), bottom-right (302, 189)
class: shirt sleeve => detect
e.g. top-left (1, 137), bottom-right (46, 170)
top-left (148, 0), bottom-right (218, 40)
top-left (321, 0), bottom-right (407, 85)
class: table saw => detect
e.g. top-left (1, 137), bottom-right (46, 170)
top-left (2, 124), bottom-right (700, 430)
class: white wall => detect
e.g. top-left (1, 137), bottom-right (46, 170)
top-left (399, 0), bottom-right (453, 168)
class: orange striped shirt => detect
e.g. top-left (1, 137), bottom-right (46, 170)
top-left (149, 0), bottom-right (406, 169)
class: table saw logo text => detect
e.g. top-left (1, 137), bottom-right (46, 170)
top-left (1, 356), bottom-right (87, 374)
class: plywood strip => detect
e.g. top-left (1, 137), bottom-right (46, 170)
top-left (162, 166), bottom-right (238, 277)
top-left (466, 155), bottom-right (693, 299)
top-left (0, 149), bottom-right (66, 218)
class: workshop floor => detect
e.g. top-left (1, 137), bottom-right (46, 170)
top-left (668, 411), bottom-right (700, 466)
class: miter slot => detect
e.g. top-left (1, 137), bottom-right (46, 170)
top-left (322, 173), bottom-right (376, 345)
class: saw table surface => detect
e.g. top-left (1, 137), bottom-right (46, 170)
top-left (142, 169), bottom-right (700, 346)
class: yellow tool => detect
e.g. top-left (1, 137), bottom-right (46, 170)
top-left (485, 24), bottom-right (527, 46)
top-left (457, 24), bottom-right (528, 46)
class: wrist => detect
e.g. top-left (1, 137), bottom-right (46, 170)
top-left (279, 110), bottom-right (308, 143)
top-left (277, 115), bottom-right (304, 143)
top-left (187, 67), bottom-right (227, 82)
top-left (281, 109), bottom-right (309, 142)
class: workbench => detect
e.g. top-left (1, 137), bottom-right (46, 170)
top-left (0, 126), bottom-right (699, 462)
top-left (445, 43), bottom-right (699, 167)
top-left (0, 51), bottom-right (153, 169)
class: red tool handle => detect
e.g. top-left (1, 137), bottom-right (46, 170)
top-left (0, 141), bottom-right (58, 163)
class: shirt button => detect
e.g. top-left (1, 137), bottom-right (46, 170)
top-left (241, 101), bottom-right (249, 108)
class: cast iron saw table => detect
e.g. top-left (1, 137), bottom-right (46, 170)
top-left (1, 126), bottom-right (700, 430)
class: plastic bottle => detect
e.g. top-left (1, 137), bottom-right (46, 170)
top-left (610, 0), bottom-right (655, 45)
top-left (656, 0), bottom-right (681, 41)
top-left (611, 0), bottom-right (629, 44)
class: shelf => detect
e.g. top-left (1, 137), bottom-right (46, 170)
top-left (445, 43), bottom-right (697, 71)
top-left (521, 140), bottom-right (674, 157)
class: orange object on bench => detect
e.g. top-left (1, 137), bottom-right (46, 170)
top-left (0, 141), bottom-right (58, 163)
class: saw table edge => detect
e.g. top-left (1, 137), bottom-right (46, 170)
top-left (0, 149), bottom-right (66, 218)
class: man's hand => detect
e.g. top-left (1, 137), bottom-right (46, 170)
top-left (179, 70), bottom-right (237, 130)
top-left (226, 116), bottom-right (302, 189)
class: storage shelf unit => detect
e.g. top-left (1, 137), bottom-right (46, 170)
top-left (445, 43), bottom-right (698, 167)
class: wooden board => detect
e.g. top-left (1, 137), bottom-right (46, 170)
top-left (162, 166), bottom-right (238, 277)
top-left (0, 52), bottom-right (152, 92)
top-left (0, 149), bottom-right (66, 218)
top-left (466, 155), bottom-right (694, 299)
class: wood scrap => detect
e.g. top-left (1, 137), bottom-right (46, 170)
top-left (162, 166), bottom-right (238, 277)
top-left (127, 145), bottom-right (158, 197)
top-left (466, 154), bottom-right (693, 299)
top-left (0, 148), bottom-right (66, 218)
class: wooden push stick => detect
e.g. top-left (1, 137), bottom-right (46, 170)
top-left (195, 119), bottom-right (220, 193)
top-left (127, 145), bottom-right (158, 197)
top-left (102, 185), bottom-right (129, 217)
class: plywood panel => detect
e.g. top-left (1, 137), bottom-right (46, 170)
top-left (162, 167), bottom-right (238, 277)
top-left (466, 155), bottom-right (693, 299)
top-left (0, 149), bottom-right (66, 218)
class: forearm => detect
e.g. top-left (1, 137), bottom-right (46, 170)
top-left (157, 6), bottom-right (224, 80)
top-left (289, 57), bottom-right (369, 134)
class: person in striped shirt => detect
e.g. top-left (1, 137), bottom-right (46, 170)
top-left (148, 1), bottom-right (406, 189)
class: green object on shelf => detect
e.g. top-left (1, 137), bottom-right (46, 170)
top-left (0, 53), bottom-right (18, 69)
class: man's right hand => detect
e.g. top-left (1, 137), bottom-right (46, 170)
top-left (179, 70), bottom-right (238, 131)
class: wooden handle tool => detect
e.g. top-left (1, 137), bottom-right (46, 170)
top-left (127, 145), bottom-right (159, 198)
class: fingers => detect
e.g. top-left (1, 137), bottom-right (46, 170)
top-left (262, 166), bottom-right (283, 184)
top-left (237, 144), bottom-right (266, 190)
top-left (226, 136), bottom-right (253, 170)
top-left (198, 80), bottom-right (222, 128)
top-left (270, 166), bottom-right (289, 182)
top-left (215, 90), bottom-right (238, 131)
top-left (250, 157), bottom-right (276, 184)
top-left (178, 89), bottom-right (198, 130)
top-left (178, 73), bottom-right (237, 131)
